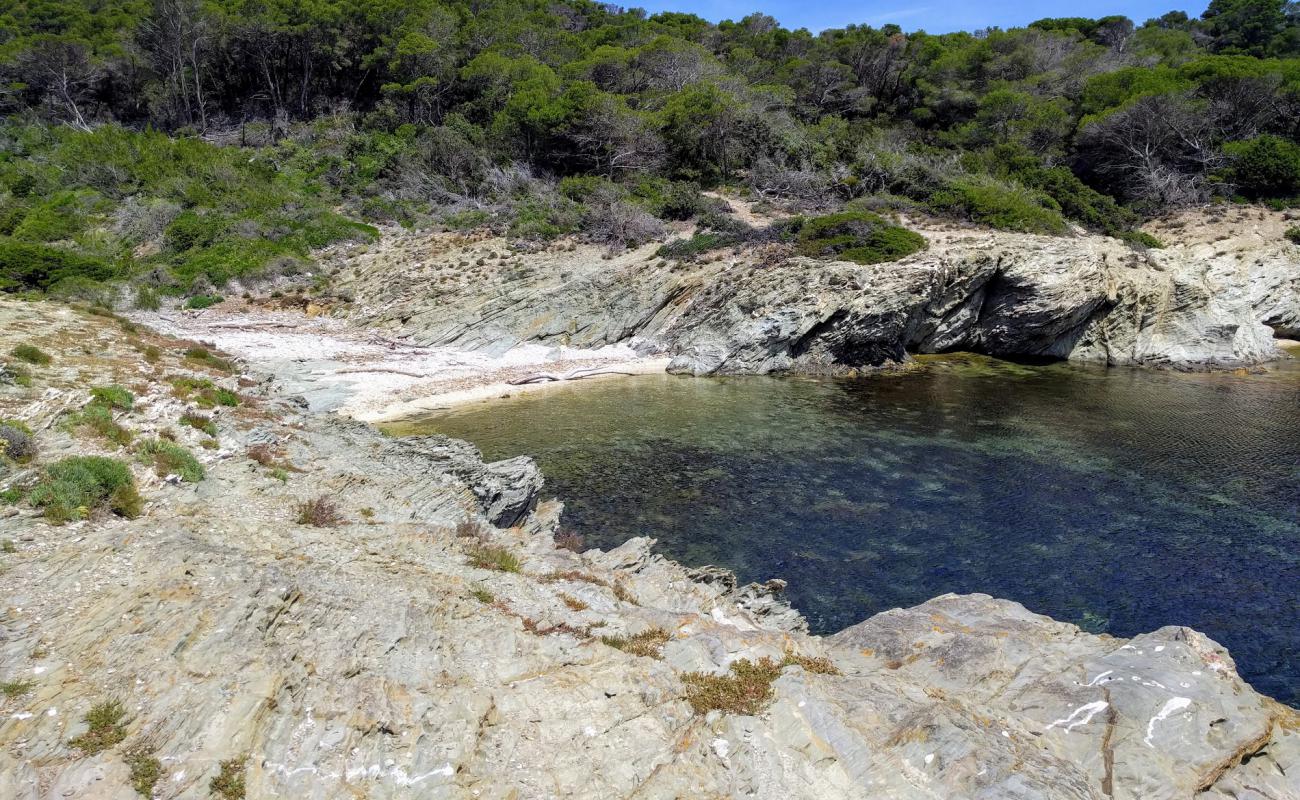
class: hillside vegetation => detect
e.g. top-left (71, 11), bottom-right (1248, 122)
top-left (1, 0), bottom-right (1299, 299)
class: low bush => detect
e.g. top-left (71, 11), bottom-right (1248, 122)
top-left (0, 420), bottom-right (37, 462)
top-left (0, 240), bottom-right (115, 293)
top-left (296, 496), bottom-right (343, 526)
top-left (466, 543), bottom-right (521, 572)
top-left (138, 438), bottom-right (204, 482)
top-left (1286, 226), bottom-right (1300, 245)
top-left (10, 344), bottom-right (51, 365)
top-left (795, 211), bottom-right (927, 264)
top-left (68, 700), bottom-right (128, 755)
top-left (927, 179), bottom-right (1067, 234)
top-left (29, 456), bottom-right (143, 522)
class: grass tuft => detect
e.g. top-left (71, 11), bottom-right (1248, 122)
top-left (467, 543), bottom-right (521, 573)
top-left (183, 347), bottom-right (234, 373)
top-left (179, 411), bottom-right (218, 437)
top-left (29, 456), bottom-right (142, 522)
top-left (1, 679), bottom-right (35, 697)
top-left (138, 438), bottom-right (205, 482)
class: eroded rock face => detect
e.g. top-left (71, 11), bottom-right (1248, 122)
top-left (328, 208), bottom-right (1298, 376)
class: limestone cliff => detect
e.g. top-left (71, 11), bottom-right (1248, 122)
top-left (326, 206), bottom-right (1298, 375)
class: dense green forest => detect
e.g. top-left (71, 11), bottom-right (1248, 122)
top-left (1, 0), bottom-right (1299, 297)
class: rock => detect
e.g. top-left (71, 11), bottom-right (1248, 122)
top-left (384, 433), bottom-right (543, 527)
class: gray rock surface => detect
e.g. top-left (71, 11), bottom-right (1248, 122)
top-left (1, 294), bottom-right (1297, 800)
top-left (327, 208), bottom-right (1298, 375)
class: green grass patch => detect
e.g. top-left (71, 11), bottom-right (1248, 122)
top-left (10, 344), bottom-right (51, 365)
top-left (138, 438), bottom-right (204, 482)
top-left (65, 403), bottom-right (133, 447)
top-left (1, 679), bottom-right (35, 697)
top-left (29, 456), bottom-right (143, 522)
top-left (89, 385), bottom-right (134, 410)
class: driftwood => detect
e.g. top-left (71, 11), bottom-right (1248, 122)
top-left (507, 366), bottom-right (640, 385)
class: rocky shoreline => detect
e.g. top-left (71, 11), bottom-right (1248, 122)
top-left (2, 206), bottom-right (1299, 798)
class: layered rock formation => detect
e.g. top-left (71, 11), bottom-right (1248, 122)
top-left (327, 207), bottom-right (1298, 374)
top-left (1, 299), bottom-right (1297, 799)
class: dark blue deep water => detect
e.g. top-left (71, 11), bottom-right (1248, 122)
top-left (387, 355), bottom-right (1300, 706)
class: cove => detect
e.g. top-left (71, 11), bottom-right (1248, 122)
top-left (385, 354), bottom-right (1300, 707)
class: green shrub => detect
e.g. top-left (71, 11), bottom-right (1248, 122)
top-left (796, 211), bottom-right (927, 264)
top-left (657, 232), bottom-right (738, 260)
top-left (928, 179), bottom-right (1067, 234)
top-left (10, 344), bottom-right (52, 365)
top-left (29, 456), bottom-right (142, 522)
top-left (184, 294), bottom-right (223, 310)
top-left (1285, 226), bottom-right (1300, 245)
top-left (138, 439), bottom-right (204, 482)
top-left (90, 385), bottom-right (134, 410)
top-left (68, 700), bottom-right (128, 755)
top-left (1223, 135), bottom-right (1300, 199)
top-left (0, 240), bottom-right (115, 293)
top-left (1116, 230), bottom-right (1165, 248)
top-left (132, 286), bottom-right (161, 311)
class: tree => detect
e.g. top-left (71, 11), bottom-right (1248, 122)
top-left (16, 36), bottom-right (101, 131)
top-left (1202, 0), bottom-right (1288, 54)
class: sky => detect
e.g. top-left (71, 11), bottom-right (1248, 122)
top-left (632, 0), bottom-right (1210, 34)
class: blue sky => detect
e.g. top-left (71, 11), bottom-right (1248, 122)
top-left (634, 0), bottom-right (1210, 34)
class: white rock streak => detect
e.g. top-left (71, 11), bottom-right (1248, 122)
top-left (1144, 697), bottom-right (1192, 748)
top-left (1045, 701), bottom-right (1109, 733)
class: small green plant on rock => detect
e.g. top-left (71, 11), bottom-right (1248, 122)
top-left (2, 539), bottom-right (15, 553)
top-left (680, 652), bottom-right (840, 716)
top-left (138, 438), bottom-right (205, 482)
top-left (211, 757), bottom-right (246, 799)
top-left (29, 456), bottom-right (143, 522)
top-left (296, 495), bottom-right (343, 526)
top-left (180, 411), bottom-right (218, 437)
top-left (184, 294), bottom-right (223, 310)
top-left (601, 627), bottom-right (670, 658)
top-left (10, 344), bottom-right (52, 366)
top-left (1, 678), bottom-right (35, 697)
top-left (68, 700), bottom-right (128, 755)
top-left (466, 543), bottom-right (521, 573)
top-left (470, 586), bottom-right (494, 603)
top-left (124, 746), bottom-right (162, 797)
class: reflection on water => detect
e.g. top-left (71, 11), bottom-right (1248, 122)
top-left (385, 355), bottom-right (1300, 706)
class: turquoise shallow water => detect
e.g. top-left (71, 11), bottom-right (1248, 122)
top-left (387, 355), bottom-right (1300, 706)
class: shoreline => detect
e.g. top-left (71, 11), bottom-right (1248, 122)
top-left (131, 305), bottom-right (669, 421)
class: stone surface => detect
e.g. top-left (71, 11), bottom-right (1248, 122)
top-left (1, 281), bottom-right (1297, 799)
